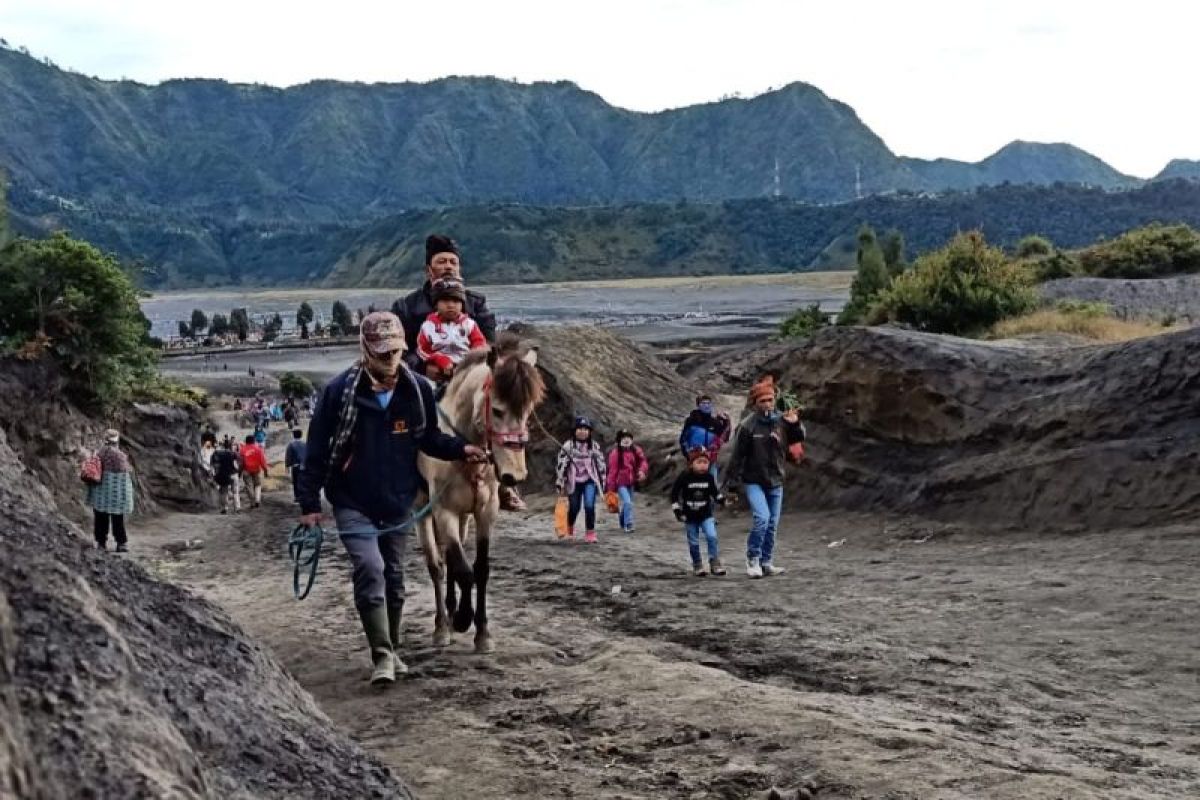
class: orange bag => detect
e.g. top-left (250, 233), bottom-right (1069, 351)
top-left (554, 496), bottom-right (570, 538)
top-left (604, 491), bottom-right (621, 514)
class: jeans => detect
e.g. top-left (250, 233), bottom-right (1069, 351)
top-left (568, 481), bottom-right (597, 532)
top-left (744, 483), bottom-right (784, 563)
top-left (617, 486), bottom-right (635, 529)
top-left (290, 467), bottom-right (302, 503)
top-left (93, 511), bottom-right (127, 547)
top-left (333, 507), bottom-right (409, 610)
top-left (685, 517), bottom-right (719, 565)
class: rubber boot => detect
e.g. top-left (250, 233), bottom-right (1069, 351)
top-left (357, 605), bottom-right (395, 685)
top-left (387, 602), bottom-right (409, 675)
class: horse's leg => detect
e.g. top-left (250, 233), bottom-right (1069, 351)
top-left (421, 515), bottom-right (451, 647)
top-left (446, 525), bottom-right (474, 633)
top-left (473, 507), bottom-right (495, 654)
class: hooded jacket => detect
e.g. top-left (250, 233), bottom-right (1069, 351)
top-left (726, 412), bottom-right (806, 489)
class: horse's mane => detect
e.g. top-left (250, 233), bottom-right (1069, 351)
top-left (442, 334), bottom-right (545, 417)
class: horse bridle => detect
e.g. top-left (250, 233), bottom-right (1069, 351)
top-left (481, 375), bottom-right (531, 454)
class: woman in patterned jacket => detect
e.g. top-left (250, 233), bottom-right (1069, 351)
top-left (87, 429), bottom-right (135, 552)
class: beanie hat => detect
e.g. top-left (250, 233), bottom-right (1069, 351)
top-left (431, 278), bottom-right (467, 304)
top-left (573, 415), bottom-right (594, 430)
top-left (104, 428), bottom-right (120, 444)
top-left (425, 234), bottom-right (460, 265)
top-left (750, 376), bottom-right (777, 405)
top-left (686, 446), bottom-right (710, 464)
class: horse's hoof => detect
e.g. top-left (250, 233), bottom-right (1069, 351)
top-left (433, 628), bottom-right (451, 648)
top-left (452, 605), bottom-right (474, 633)
top-left (474, 635), bottom-right (495, 655)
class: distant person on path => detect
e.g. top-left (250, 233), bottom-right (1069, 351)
top-left (254, 425), bottom-right (268, 446)
top-left (393, 235), bottom-right (497, 377)
top-left (679, 394), bottom-right (731, 480)
top-left (671, 447), bottom-right (727, 577)
top-left (240, 434), bottom-right (268, 508)
top-left (199, 436), bottom-right (216, 478)
top-left (415, 278), bottom-right (489, 384)
top-left (297, 311), bottom-right (486, 685)
top-left (211, 439), bottom-right (241, 514)
top-left (725, 377), bottom-right (805, 579)
top-left (554, 416), bottom-right (607, 544)
top-left (284, 428), bottom-right (307, 505)
top-left (87, 429), bottom-right (135, 552)
top-left (605, 429), bottom-right (648, 533)
top-left (284, 401), bottom-right (298, 430)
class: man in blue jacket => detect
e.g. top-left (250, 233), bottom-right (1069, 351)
top-left (298, 311), bottom-right (486, 685)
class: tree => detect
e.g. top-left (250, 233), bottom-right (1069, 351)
top-left (0, 232), bottom-right (156, 407)
top-left (0, 170), bottom-right (10, 248)
top-left (262, 312), bottom-right (284, 342)
top-left (177, 320), bottom-right (192, 339)
top-left (296, 301), bottom-right (314, 339)
top-left (278, 371), bottom-right (314, 399)
top-left (331, 301), bottom-right (354, 336)
top-left (868, 230), bottom-right (1036, 336)
top-left (838, 225), bottom-right (890, 324)
top-left (190, 308), bottom-right (208, 335)
top-left (882, 229), bottom-right (906, 278)
top-left (209, 313), bottom-right (230, 336)
top-left (230, 308), bottom-right (250, 342)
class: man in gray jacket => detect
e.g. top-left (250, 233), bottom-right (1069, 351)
top-left (284, 428), bottom-right (306, 504)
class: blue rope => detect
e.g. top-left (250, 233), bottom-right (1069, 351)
top-left (287, 495), bottom-right (437, 601)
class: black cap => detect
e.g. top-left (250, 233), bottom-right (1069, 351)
top-left (425, 234), bottom-right (460, 265)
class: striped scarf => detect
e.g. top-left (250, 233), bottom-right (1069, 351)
top-left (328, 361), bottom-right (427, 472)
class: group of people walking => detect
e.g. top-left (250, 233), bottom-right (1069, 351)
top-left (199, 432), bottom-right (270, 513)
top-left (553, 376), bottom-right (804, 578)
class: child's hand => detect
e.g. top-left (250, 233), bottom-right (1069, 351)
top-left (716, 494), bottom-right (727, 507)
top-left (672, 504), bottom-right (684, 522)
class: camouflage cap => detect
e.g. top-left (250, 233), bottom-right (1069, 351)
top-left (360, 311), bottom-right (406, 354)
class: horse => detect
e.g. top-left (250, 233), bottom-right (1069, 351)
top-left (417, 337), bottom-right (545, 653)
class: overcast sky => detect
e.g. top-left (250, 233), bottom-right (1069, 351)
top-left (2, 0), bottom-right (1196, 177)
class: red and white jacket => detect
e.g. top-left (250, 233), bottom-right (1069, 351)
top-left (416, 311), bottom-right (487, 372)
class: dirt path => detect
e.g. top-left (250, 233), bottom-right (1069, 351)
top-left (129, 483), bottom-right (1200, 799)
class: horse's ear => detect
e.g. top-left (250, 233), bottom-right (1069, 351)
top-left (521, 346), bottom-right (539, 367)
top-left (487, 346), bottom-right (499, 369)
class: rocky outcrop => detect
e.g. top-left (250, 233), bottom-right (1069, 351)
top-left (0, 417), bottom-right (414, 798)
top-left (0, 357), bottom-right (214, 523)
top-left (747, 326), bottom-right (1200, 529)
top-left (1041, 275), bottom-right (1200, 323)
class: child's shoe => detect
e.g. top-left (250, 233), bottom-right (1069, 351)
top-left (693, 562), bottom-right (708, 577)
top-left (709, 558), bottom-right (727, 576)
top-left (584, 530), bottom-right (598, 544)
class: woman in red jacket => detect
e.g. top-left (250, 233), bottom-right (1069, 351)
top-left (605, 429), bottom-right (649, 533)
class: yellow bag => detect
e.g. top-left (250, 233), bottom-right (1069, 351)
top-left (604, 491), bottom-right (621, 514)
top-left (554, 496), bottom-right (570, 538)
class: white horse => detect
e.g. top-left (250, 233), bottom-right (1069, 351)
top-left (417, 338), bottom-right (545, 653)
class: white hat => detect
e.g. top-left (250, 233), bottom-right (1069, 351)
top-left (104, 428), bottom-right (120, 444)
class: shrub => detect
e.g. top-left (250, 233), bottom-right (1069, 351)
top-left (1077, 223), bottom-right (1200, 278)
top-left (990, 308), bottom-right (1169, 343)
top-left (868, 231), bottom-right (1036, 336)
top-left (778, 304), bottom-right (829, 338)
top-left (1015, 235), bottom-right (1054, 259)
top-left (1028, 251), bottom-right (1080, 282)
top-left (838, 225), bottom-right (890, 324)
top-left (0, 232), bottom-right (157, 408)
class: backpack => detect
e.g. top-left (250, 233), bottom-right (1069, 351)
top-left (241, 445), bottom-right (266, 474)
top-left (80, 452), bottom-right (102, 485)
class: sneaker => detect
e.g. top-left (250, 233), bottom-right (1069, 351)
top-left (746, 557), bottom-right (763, 579)
top-left (115, 543), bottom-right (129, 553)
top-left (693, 563), bottom-right (708, 577)
top-left (761, 562), bottom-right (786, 577)
top-left (624, 526), bottom-right (635, 534)
top-left (710, 559), bottom-right (728, 577)
top-left (95, 541), bottom-right (107, 551)
top-left (220, 509), bottom-right (228, 515)
top-left (584, 531), bottom-right (598, 544)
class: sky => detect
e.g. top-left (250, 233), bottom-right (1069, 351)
top-left (2, 0), bottom-right (1196, 178)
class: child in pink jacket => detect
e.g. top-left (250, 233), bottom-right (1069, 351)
top-left (605, 429), bottom-right (649, 533)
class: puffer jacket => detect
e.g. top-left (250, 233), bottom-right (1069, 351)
top-left (605, 445), bottom-right (648, 492)
top-left (555, 440), bottom-right (607, 494)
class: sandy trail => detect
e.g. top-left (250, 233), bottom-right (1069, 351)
top-left (130, 482), bottom-right (1200, 799)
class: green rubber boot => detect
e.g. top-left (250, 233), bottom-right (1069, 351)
top-left (387, 602), bottom-right (409, 675)
top-left (357, 605), bottom-right (395, 685)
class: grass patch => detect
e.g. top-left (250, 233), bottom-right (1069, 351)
top-left (990, 305), bottom-right (1177, 343)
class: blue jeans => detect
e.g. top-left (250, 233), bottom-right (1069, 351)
top-left (568, 481), bottom-right (597, 531)
top-left (617, 486), bottom-right (635, 529)
top-left (685, 517), bottom-right (719, 565)
top-left (744, 483), bottom-right (784, 563)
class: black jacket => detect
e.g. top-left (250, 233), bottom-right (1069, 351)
top-left (298, 366), bottom-right (466, 521)
top-left (726, 413), bottom-right (806, 489)
top-left (211, 449), bottom-right (239, 485)
top-left (393, 282), bottom-right (497, 370)
top-left (670, 470), bottom-right (724, 523)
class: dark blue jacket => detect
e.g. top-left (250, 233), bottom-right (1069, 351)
top-left (298, 366), bottom-right (466, 522)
